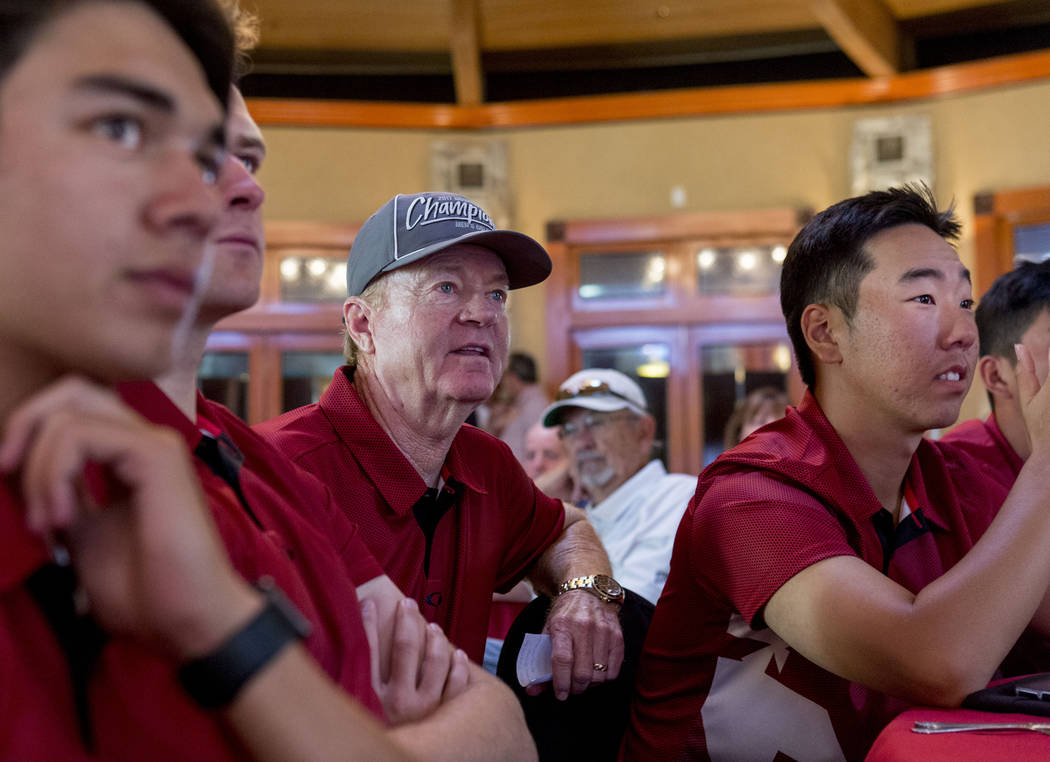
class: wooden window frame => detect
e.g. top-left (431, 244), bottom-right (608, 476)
top-left (973, 185), bottom-right (1050, 297)
top-left (545, 207), bottom-right (806, 475)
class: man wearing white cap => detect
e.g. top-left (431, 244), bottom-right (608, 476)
top-left (257, 192), bottom-right (624, 703)
top-left (542, 369), bottom-right (695, 605)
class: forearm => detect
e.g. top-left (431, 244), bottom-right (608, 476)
top-left (909, 452), bottom-right (1050, 678)
top-left (387, 664), bottom-right (536, 762)
top-left (526, 505), bottom-right (611, 595)
top-left (225, 643), bottom-right (411, 762)
top-left (768, 451), bottom-right (1050, 706)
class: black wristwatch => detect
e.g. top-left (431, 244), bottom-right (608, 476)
top-left (178, 577), bottom-right (312, 709)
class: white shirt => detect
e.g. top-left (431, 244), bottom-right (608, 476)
top-left (586, 459), bottom-right (696, 605)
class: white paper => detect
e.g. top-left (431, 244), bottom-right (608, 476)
top-left (516, 632), bottom-right (553, 687)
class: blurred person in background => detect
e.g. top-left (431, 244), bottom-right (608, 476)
top-left (723, 386), bottom-right (789, 449)
top-left (542, 369), bottom-right (695, 606)
top-left (479, 351), bottom-right (550, 465)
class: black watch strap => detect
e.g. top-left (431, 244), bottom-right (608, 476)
top-left (178, 578), bottom-right (312, 709)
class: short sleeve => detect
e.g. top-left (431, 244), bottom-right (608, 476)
top-left (489, 452), bottom-right (566, 593)
top-left (690, 470), bottom-right (858, 626)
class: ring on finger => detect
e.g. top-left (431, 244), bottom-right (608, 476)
top-left (593, 662), bottom-right (608, 672)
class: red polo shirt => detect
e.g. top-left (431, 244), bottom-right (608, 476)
top-left (623, 391), bottom-right (1011, 762)
top-left (119, 382), bottom-right (383, 719)
top-left (0, 478), bottom-right (259, 760)
top-left (254, 367), bottom-right (566, 662)
top-left (942, 414), bottom-right (1023, 494)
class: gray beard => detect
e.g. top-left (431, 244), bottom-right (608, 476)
top-left (577, 460), bottom-right (616, 494)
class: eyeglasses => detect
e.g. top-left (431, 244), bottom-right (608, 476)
top-left (557, 411), bottom-right (635, 440)
top-left (556, 378), bottom-right (637, 406)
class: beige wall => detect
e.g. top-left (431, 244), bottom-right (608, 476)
top-left (256, 78), bottom-right (1050, 423)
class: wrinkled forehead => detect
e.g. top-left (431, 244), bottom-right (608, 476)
top-left (418, 244), bottom-right (510, 282)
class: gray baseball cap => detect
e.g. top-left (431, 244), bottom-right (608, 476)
top-left (346, 192), bottom-right (552, 296)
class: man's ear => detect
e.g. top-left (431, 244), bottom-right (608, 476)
top-left (800, 303), bottom-right (843, 368)
top-left (978, 354), bottom-right (1015, 401)
top-left (636, 412), bottom-right (657, 446)
top-left (343, 297), bottom-right (375, 355)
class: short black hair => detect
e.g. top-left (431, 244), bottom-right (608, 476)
top-left (506, 351), bottom-right (538, 383)
top-left (0, 0), bottom-right (233, 108)
top-left (976, 260), bottom-right (1050, 360)
top-left (781, 184), bottom-right (961, 387)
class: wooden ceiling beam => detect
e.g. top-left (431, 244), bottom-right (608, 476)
top-left (450, 0), bottom-right (484, 105)
top-left (810, 0), bottom-right (903, 77)
top-left (246, 48), bottom-right (1050, 130)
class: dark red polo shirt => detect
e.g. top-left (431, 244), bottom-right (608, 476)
top-left (940, 414), bottom-right (1050, 677)
top-left (942, 414), bottom-right (1023, 494)
top-left (623, 391), bottom-right (1010, 762)
top-left (119, 382), bottom-right (383, 719)
top-left (254, 367), bottom-right (566, 663)
top-left (0, 477), bottom-right (259, 760)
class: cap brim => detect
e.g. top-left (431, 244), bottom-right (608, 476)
top-left (542, 396), bottom-right (644, 427)
top-left (379, 229), bottom-right (552, 290)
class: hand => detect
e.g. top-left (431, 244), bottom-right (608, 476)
top-left (531, 590), bottom-right (624, 701)
top-left (0, 376), bottom-right (259, 658)
top-left (533, 459), bottom-right (576, 503)
top-left (361, 597), bottom-right (470, 725)
top-left (1015, 344), bottom-right (1050, 456)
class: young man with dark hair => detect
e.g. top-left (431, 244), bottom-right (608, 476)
top-left (124, 12), bottom-right (533, 754)
top-left (943, 260), bottom-right (1050, 491)
top-left (624, 186), bottom-right (1050, 761)
top-left (0, 3), bottom-right (498, 760)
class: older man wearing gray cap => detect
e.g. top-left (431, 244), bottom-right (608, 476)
top-left (257, 192), bottom-right (623, 702)
top-left (542, 369), bottom-right (695, 605)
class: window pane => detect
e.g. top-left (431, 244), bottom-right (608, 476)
top-left (279, 254), bottom-right (347, 302)
top-left (281, 352), bottom-right (344, 412)
top-left (696, 245), bottom-right (785, 295)
top-left (579, 343), bottom-right (670, 466)
top-left (1013, 224), bottom-right (1050, 266)
top-left (198, 352), bottom-right (250, 420)
top-left (578, 252), bottom-right (667, 300)
top-left (700, 341), bottom-right (792, 465)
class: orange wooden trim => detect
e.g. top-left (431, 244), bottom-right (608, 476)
top-left (214, 306), bottom-right (344, 333)
top-left (248, 340), bottom-right (270, 425)
top-left (264, 220), bottom-right (361, 247)
top-left (247, 98), bottom-right (479, 129)
top-left (544, 240), bottom-right (572, 395)
top-left (972, 215), bottom-right (1000, 299)
top-left (248, 48), bottom-right (1050, 130)
top-left (559, 207), bottom-right (800, 246)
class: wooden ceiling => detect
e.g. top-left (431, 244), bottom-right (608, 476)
top-left (239, 0), bottom-right (1050, 127)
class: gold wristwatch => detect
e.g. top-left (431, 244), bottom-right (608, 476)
top-left (557, 574), bottom-right (625, 604)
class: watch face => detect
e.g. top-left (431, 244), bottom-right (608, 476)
top-left (593, 574), bottom-right (623, 599)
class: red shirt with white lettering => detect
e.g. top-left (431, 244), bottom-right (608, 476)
top-left (254, 367), bottom-right (566, 662)
top-left (623, 391), bottom-right (1008, 762)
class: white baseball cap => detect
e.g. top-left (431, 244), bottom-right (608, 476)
top-left (542, 368), bottom-right (649, 426)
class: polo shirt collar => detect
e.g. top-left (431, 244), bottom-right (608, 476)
top-left (986, 412), bottom-right (1025, 477)
top-left (318, 367), bottom-right (487, 517)
top-left (796, 390), bottom-right (948, 532)
top-left (0, 476), bottom-right (50, 591)
top-left (116, 380), bottom-right (203, 449)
